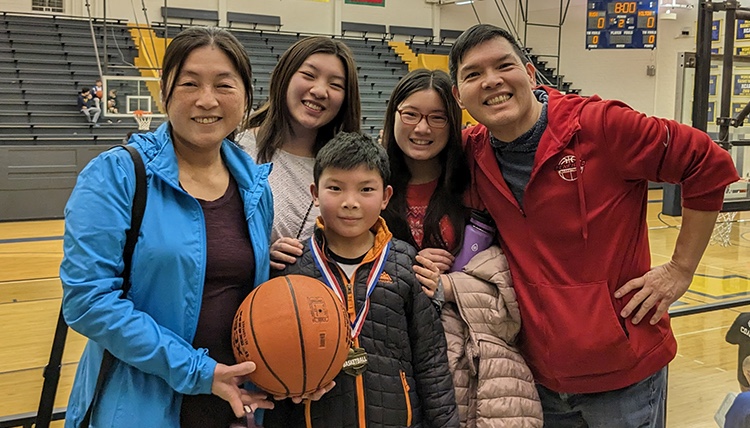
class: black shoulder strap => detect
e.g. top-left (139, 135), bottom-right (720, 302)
top-left (79, 145), bottom-right (147, 427)
top-left (36, 145), bottom-right (147, 428)
top-left (119, 145), bottom-right (147, 295)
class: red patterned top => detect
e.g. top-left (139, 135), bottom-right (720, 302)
top-left (406, 179), bottom-right (457, 250)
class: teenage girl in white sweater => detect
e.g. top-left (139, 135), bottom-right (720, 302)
top-left (238, 36), bottom-right (361, 269)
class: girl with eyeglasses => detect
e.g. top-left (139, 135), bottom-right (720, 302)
top-left (381, 68), bottom-right (469, 275)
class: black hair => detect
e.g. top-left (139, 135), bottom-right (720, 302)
top-left (380, 69), bottom-right (469, 252)
top-left (449, 24), bottom-right (529, 85)
top-left (314, 132), bottom-right (390, 186)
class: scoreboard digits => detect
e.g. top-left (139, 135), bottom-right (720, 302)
top-left (609, 2), bottom-right (636, 13)
top-left (586, 1), bottom-right (658, 49)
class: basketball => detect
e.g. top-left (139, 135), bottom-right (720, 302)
top-left (95, 90), bottom-right (103, 99)
top-left (232, 275), bottom-right (351, 396)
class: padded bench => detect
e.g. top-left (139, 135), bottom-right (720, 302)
top-left (389, 25), bottom-right (434, 42)
top-left (160, 7), bottom-right (219, 25)
top-left (439, 29), bottom-right (463, 44)
top-left (341, 21), bottom-right (387, 42)
top-left (227, 12), bottom-right (282, 31)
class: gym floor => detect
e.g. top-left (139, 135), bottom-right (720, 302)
top-left (0, 189), bottom-right (748, 427)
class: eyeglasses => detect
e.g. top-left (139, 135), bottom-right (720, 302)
top-left (397, 109), bottom-right (449, 128)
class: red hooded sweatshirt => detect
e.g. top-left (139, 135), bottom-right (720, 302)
top-left (463, 87), bottom-right (740, 393)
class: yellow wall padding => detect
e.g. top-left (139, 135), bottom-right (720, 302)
top-left (416, 54), bottom-right (448, 70)
top-left (128, 24), bottom-right (171, 114)
top-left (387, 42), bottom-right (476, 125)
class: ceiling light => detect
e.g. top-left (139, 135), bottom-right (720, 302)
top-left (658, 0), bottom-right (694, 9)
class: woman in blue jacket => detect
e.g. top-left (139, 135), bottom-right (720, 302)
top-left (60, 27), bottom-right (275, 427)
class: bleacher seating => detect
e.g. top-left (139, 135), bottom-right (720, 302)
top-left (0, 13), bottom-right (153, 146)
top-left (523, 47), bottom-right (580, 95)
top-left (0, 13), bottom-right (579, 147)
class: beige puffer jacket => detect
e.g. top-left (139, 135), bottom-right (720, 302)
top-left (442, 245), bottom-right (543, 428)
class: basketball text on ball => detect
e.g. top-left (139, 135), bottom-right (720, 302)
top-left (319, 332), bottom-right (327, 349)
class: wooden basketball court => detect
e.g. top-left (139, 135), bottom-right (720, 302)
top-left (0, 190), bottom-right (748, 427)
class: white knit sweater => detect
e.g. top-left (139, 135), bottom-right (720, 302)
top-left (238, 130), bottom-right (319, 242)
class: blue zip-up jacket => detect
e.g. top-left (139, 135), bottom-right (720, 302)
top-left (60, 123), bottom-right (273, 427)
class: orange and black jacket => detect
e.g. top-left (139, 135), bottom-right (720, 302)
top-left (263, 217), bottom-right (458, 428)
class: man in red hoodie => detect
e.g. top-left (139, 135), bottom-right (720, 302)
top-left (449, 24), bottom-right (740, 427)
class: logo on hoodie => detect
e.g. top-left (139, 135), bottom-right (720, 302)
top-left (556, 155), bottom-right (579, 182)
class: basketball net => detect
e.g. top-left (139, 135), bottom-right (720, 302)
top-left (710, 211), bottom-right (737, 247)
top-left (133, 110), bottom-right (153, 131)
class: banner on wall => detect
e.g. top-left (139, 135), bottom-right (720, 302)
top-left (345, 0), bottom-right (385, 6)
top-left (732, 103), bottom-right (747, 117)
top-left (737, 20), bottom-right (750, 40)
top-left (734, 74), bottom-right (750, 95)
top-left (712, 20), bottom-right (721, 41)
top-left (710, 75), bottom-right (717, 96)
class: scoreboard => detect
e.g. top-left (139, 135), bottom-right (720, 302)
top-left (586, 1), bottom-right (658, 49)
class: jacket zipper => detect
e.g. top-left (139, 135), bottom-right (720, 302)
top-left (399, 370), bottom-right (412, 427)
top-left (336, 264), bottom-right (367, 428)
top-left (305, 400), bottom-right (312, 428)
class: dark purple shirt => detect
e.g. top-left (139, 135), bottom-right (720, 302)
top-left (180, 175), bottom-right (256, 428)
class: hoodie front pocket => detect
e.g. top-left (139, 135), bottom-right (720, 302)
top-left (519, 280), bottom-right (638, 380)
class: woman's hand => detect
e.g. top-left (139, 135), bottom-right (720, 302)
top-left (417, 248), bottom-right (454, 273)
top-left (273, 381), bottom-right (336, 404)
top-left (212, 361), bottom-right (275, 418)
top-left (270, 237), bottom-right (304, 270)
top-left (414, 255), bottom-right (441, 298)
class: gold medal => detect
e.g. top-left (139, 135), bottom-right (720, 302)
top-left (342, 346), bottom-right (368, 376)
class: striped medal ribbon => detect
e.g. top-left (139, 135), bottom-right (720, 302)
top-left (309, 236), bottom-right (390, 340)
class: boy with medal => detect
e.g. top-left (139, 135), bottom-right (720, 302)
top-left (263, 132), bottom-right (458, 428)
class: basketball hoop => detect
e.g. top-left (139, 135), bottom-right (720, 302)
top-left (710, 211), bottom-right (737, 247)
top-left (133, 110), bottom-right (153, 132)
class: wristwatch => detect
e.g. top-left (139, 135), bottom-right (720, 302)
top-left (431, 275), bottom-right (445, 314)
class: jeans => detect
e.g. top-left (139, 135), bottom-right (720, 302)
top-left (81, 106), bottom-right (101, 124)
top-left (537, 367), bottom-right (666, 428)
